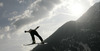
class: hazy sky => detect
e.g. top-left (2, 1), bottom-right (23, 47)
top-left (0, 0), bottom-right (100, 51)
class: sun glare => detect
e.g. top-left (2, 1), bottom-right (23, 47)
top-left (69, 3), bottom-right (84, 17)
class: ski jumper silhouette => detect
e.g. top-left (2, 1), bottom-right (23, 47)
top-left (25, 26), bottom-right (44, 44)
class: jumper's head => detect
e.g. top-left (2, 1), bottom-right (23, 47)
top-left (29, 29), bottom-right (33, 30)
top-left (29, 29), bottom-right (33, 32)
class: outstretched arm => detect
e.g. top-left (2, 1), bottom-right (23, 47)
top-left (24, 31), bottom-right (29, 33)
top-left (34, 26), bottom-right (40, 30)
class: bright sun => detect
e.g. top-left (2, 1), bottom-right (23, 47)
top-left (69, 3), bottom-right (84, 17)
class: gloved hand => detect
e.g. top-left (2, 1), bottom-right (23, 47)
top-left (37, 26), bottom-right (40, 28)
top-left (24, 31), bottom-right (26, 33)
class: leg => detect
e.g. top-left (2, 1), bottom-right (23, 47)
top-left (35, 33), bottom-right (43, 42)
top-left (31, 35), bottom-right (36, 44)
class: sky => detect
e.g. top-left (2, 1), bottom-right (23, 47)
top-left (0, 0), bottom-right (100, 51)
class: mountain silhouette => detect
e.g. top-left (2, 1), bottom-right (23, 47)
top-left (32, 2), bottom-right (100, 51)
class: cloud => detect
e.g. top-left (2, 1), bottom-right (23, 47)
top-left (0, 26), bottom-right (10, 32)
top-left (87, 0), bottom-right (100, 5)
top-left (11, 0), bottom-right (62, 29)
top-left (93, 0), bottom-right (100, 3)
top-left (0, 34), bottom-right (4, 39)
top-left (9, 11), bottom-right (18, 16)
top-left (0, 2), bottom-right (3, 7)
top-left (4, 26), bottom-right (10, 31)
top-left (17, 0), bottom-right (25, 3)
top-left (0, 26), bottom-right (12, 39)
top-left (88, 0), bottom-right (94, 5)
